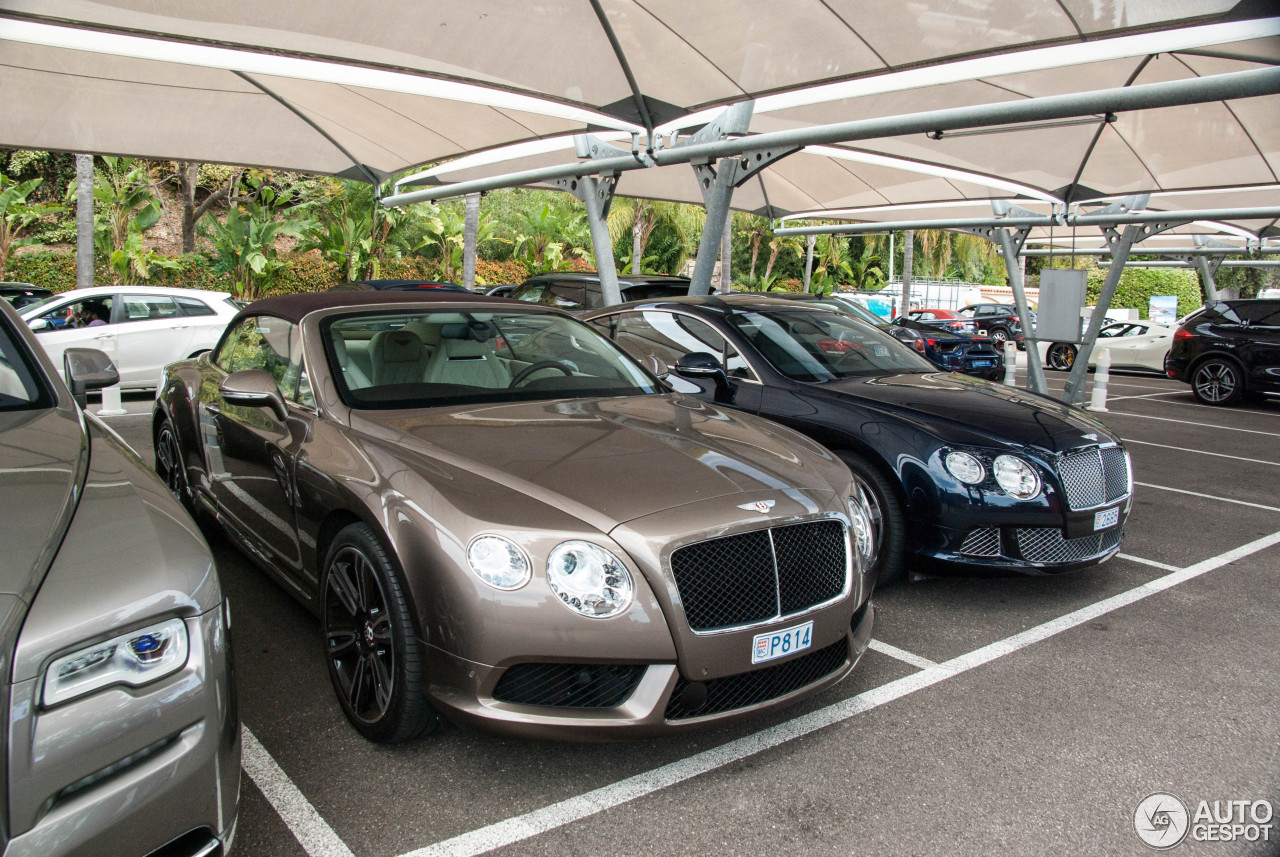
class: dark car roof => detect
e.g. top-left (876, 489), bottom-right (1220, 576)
top-left (582, 294), bottom-right (835, 317)
top-left (240, 290), bottom-right (520, 325)
top-left (333, 279), bottom-right (469, 292)
top-left (522, 272), bottom-right (692, 289)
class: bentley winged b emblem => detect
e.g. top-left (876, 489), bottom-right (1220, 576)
top-left (1081, 433), bottom-right (1098, 441)
top-left (738, 500), bottom-right (776, 514)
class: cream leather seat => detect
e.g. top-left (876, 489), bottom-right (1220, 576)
top-left (369, 329), bottom-right (430, 386)
top-left (330, 335), bottom-right (372, 389)
top-left (422, 323), bottom-right (511, 388)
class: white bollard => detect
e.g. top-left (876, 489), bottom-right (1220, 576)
top-left (1002, 340), bottom-right (1018, 385)
top-left (96, 384), bottom-right (127, 416)
top-left (1087, 348), bottom-right (1111, 412)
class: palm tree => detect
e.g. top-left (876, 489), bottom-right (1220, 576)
top-left (606, 198), bottom-right (704, 275)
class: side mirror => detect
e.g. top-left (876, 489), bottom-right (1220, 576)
top-left (220, 370), bottom-right (288, 421)
top-left (673, 351), bottom-right (724, 378)
top-left (641, 353), bottom-right (669, 380)
top-left (64, 348), bottom-right (119, 408)
top-left (28, 318), bottom-right (50, 332)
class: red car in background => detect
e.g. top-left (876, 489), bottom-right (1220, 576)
top-left (898, 308), bottom-right (979, 336)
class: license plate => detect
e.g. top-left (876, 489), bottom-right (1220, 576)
top-left (752, 621), bottom-right (813, 664)
top-left (971, 360), bottom-right (993, 367)
top-left (1094, 507), bottom-right (1120, 531)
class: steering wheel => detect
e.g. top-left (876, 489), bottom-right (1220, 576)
top-left (509, 360), bottom-right (576, 387)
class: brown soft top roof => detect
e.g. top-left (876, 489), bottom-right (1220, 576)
top-left (239, 290), bottom-right (528, 325)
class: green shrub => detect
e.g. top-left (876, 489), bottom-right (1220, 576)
top-left (1085, 267), bottom-right (1201, 320)
top-left (475, 258), bottom-right (529, 285)
top-left (7, 251), bottom-right (81, 290)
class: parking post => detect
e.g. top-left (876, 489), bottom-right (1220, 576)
top-left (1087, 348), bottom-right (1111, 412)
top-left (97, 384), bottom-right (127, 416)
top-left (1003, 341), bottom-right (1018, 385)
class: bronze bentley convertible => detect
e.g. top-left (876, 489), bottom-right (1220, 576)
top-left (154, 291), bottom-right (876, 742)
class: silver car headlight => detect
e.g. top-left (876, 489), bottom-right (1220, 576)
top-left (43, 618), bottom-right (189, 707)
top-left (992, 454), bottom-right (1041, 500)
top-left (546, 541), bottom-right (634, 618)
top-left (847, 494), bottom-right (876, 572)
top-left (467, 535), bottom-right (532, 590)
top-left (944, 451), bottom-right (986, 485)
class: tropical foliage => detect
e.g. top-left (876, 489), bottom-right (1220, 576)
top-left (0, 173), bottom-right (63, 280)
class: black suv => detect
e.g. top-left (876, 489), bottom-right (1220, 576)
top-left (509, 272), bottom-right (694, 311)
top-left (957, 303), bottom-right (1026, 348)
top-left (1167, 299), bottom-right (1280, 405)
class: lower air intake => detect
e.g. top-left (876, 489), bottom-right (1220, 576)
top-left (665, 638), bottom-right (849, 720)
top-left (492, 663), bottom-right (644, 708)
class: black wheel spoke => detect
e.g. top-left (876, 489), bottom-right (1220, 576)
top-left (327, 631), bottom-right (358, 658)
top-left (323, 536), bottom-right (400, 729)
top-left (328, 559), bottom-right (361, 616)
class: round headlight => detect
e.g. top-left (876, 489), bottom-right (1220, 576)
top-left (848, 492), bottom-right (877, 572)
top-left (993, 455), bottom-right (1041, 500)
top-left (546, 541), bottom-right (634, 618)
top-left (467, 536), bottom-right (531, 590)
top-left (944, 451), bottom-right (985, 485)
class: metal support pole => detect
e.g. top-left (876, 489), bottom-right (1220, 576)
top-left (462, 192), bottom-right (479, 290)
top-left (803, 235), bottom-right (815, 293)
top-left (75, 154), bottom-right (94, 290)
top-left (555, 169), bottom-right (622, 305)
top-left (992, 225), bottom-right (1047, 395)
top-left (690, 159), bottom-right (740, 295)
top-left (1191, 235), bottom-right (1219, 301)
top-left (1063, 224), bottom-right (1141, 405)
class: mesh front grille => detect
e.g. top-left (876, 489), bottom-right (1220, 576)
top-left (1015, 527), bottom-right (1123, 564)
top-left (1057, 446), bottom-right (1130, 510)
top-left (492, 663), bottom-right (644, 709)
top-left (959, 527), bottom-right (1002, 557)
top-left (670, 520), bottom-right (848, 632)
top-left (773, 521), bottom-right (847, 615)
top-left (664, 638), bottom-right (849, 720)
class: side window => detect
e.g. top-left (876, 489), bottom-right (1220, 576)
top-left (1238, 303), bottom-right (1280, 326)
top-left (175, 297), bottom-right (218, 317)
top-left (215, 316), bottom-right (301, 399)
top-left (36, 297), bottom-right (115, 331)
top-left (509, 283), bottom-right (549, 304)
top-left (547, 283), bottom-right (585, 309)
top-left (584, 317), bottom-right (615, 339)
top-left (122, 294), bottom-right (179, 321)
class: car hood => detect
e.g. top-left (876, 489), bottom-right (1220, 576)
top-left (348, 394), bottom-right (846, 532)
top-left (0, 407), bottom-right (85, 601)
top-left (813, 371), bottom-right (1117, 453)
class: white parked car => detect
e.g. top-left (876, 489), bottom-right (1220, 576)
top-left (1038, 320), bottom-right (1177, 373)
top-left (20, 286), bottom-right (239, 389)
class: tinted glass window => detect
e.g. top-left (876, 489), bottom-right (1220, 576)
top-left (1236, 302), bottom-right (1280, 326)
top-left (122, 294), bottom-right (179, 321)
top-left (175, 296), bottom-right (218, 317)
top-left (0, 319), bottom-right (50, 409)
top-left (215, 316), bottom-right (303, 399)
top-left (34, 296), bottom-right (115, 330)
top-left (510, 282), bottom-right (583, 309)
top-left (728, 309), bottom-right (934, 381)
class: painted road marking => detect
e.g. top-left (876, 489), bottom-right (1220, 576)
top-left (1123, 438), bottom-right (1280, 467)
top-left (242, 726), bottom-right (355, 857)
top-left (1106, 411), bottom-right (1280, 437)
top-left (867, 639), bottom-right (940, 671)
top-left (1135, 481), bottom-right (1280, 513)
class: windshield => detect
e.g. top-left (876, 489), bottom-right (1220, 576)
top-left (324, 309), bottom-right (661, 409)
top-left (727, 308), bottom-right (935, 381)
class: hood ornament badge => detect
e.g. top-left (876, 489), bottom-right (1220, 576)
top-left (1082, 433), bottom-right (1098, 441)
top-left (739, 500), bottom-right (776, 514)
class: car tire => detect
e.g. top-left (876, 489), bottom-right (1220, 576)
top-left (322, 523), bottom-right (438, 743)
top-left (836, 452), bottom-right (906, 587)
top-left (989, 327), bottom-right (1010, 348)
top-left (1045, 342), bottom-right (1077, 371)
top-left (1190, 358), bottom-right (1244, 406)
top-left (154, 416), bottom-right (194, 511)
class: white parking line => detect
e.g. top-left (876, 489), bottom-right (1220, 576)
top-left (242, 727), bottom-right (356, 857)
top-left (867, 639), bottom-right (940, 670)
top-left (1118, 553), bottom-right (1181, 572)
top-left (1135, 481), bottom-right (1280, 513)
top-left (1132, 396), bottom-right (1280, 417)
top-left (1106, 392), bottom-right (1184, 402)
top-left (1105, 411), bottom-right (1280, 437)
top-left (1122, 438), bottom-right (1280, 467)
top-left (393, 533), bottom-right (1280, 857)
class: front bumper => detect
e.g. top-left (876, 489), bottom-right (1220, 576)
top-left (5, 605), bottom-right (239, 857)
top-left (424, 600), bottom-right (874, 740)
top-left (914, 515), bottom-right (1127, 574)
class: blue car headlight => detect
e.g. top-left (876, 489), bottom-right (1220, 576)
top-left (43, 618), bottom-right (189, 707)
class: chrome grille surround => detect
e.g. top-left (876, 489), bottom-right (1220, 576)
top-left (669, 518), bottom-right (851, 634)
top-left (1016, 527), bottom-right (1123, 564)
top-left (1056, 444), bottom-right (1131, 510)
top-left (959, 527), bottom-right (1002, 557)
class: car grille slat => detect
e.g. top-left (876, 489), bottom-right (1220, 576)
top-left (1057, 446), bottom-right (1130, 510)
top-left (491, 663), bottom-right (645, 709)
top-left (670, 520), bottom-right (848, 632)
top-left (665, 638), bottom-right (849, 720)
top-left (959, 527), bottom-right (1002, 557)
top-left (1015, 527), bottom-right (1122, 563)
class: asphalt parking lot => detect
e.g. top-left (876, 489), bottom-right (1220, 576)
top-left (99, 364), bottom-right (1280, 857)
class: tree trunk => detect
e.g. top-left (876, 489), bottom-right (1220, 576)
top-left (719, 210), bottom-right (732, 290)
top-left (631, 215), bottom-right (642, 275)
top-left (76, 154), bottom-right (95, 289)
top-left (462, 192), bottom-right (479, 288)
top-left (901, 229), bottom-right (914, 317)
top-left (803, 235), bottom-right (815, 293)
top-left (178, 162), bottom-right (241, 254)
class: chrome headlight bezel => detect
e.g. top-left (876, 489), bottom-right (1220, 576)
top-left (847, 492), bottom-right (876, 573)
top-left (992, 454), bottom-right (1042, 500)
top-left (466, 534), bottom-right (533, 591)
top-left (944, 450), bottom-right (986, 485)
top-left (545, 541), bottom-right (634, 619)
top-left (42, 618), bottom-right (190, 708)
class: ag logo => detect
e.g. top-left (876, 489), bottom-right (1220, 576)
top-left (1135, 793), bottom-right (1190, 849)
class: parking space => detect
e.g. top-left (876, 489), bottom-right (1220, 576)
top-left (99, 375), bottom-right (1280, 857)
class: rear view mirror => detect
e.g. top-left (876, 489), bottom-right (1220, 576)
top-left (220, 370), bottom-right (289, 421)
top-left (64, 348), bottom-right (120, 408)
top-left (641, 354), bottom-right (669, 380)
top-left (27, 318), bottom-right (49, 332)
top-left (673, 352), bottom-right (724, 378)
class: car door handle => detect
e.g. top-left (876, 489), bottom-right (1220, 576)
top-left (94, 333), bottom-right (114, 340)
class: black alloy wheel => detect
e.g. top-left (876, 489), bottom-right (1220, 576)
top-left (1046, 342), bottom-right (1078, 371)
top-left (989, 327), bottom-right (1010, 348)
top-left (1191, 358), bottom-right (1243, 406)
top-left (838, 452), bottom-right (906, 586)
top-left (322, 523), bottom-right (437, 743)
top-left (154, 417), bottom-right (192, 510)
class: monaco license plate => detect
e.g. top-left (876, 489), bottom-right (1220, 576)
top-left (1094, 507), bottom-right (1120, 531)
top-left (752, 621), bottom-right (813, 664)
top-left (971, 359), bottom-right (994, 367)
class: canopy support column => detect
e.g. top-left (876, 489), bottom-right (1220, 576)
top-left (1188, 235), bottom-right (1223, 301)
top-left (1063, 224), bottom-right (1140, 405)
top-left (993, 224), bottom-right (1047, 395)
top-left (558, 172), bottom-right (621, 305)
